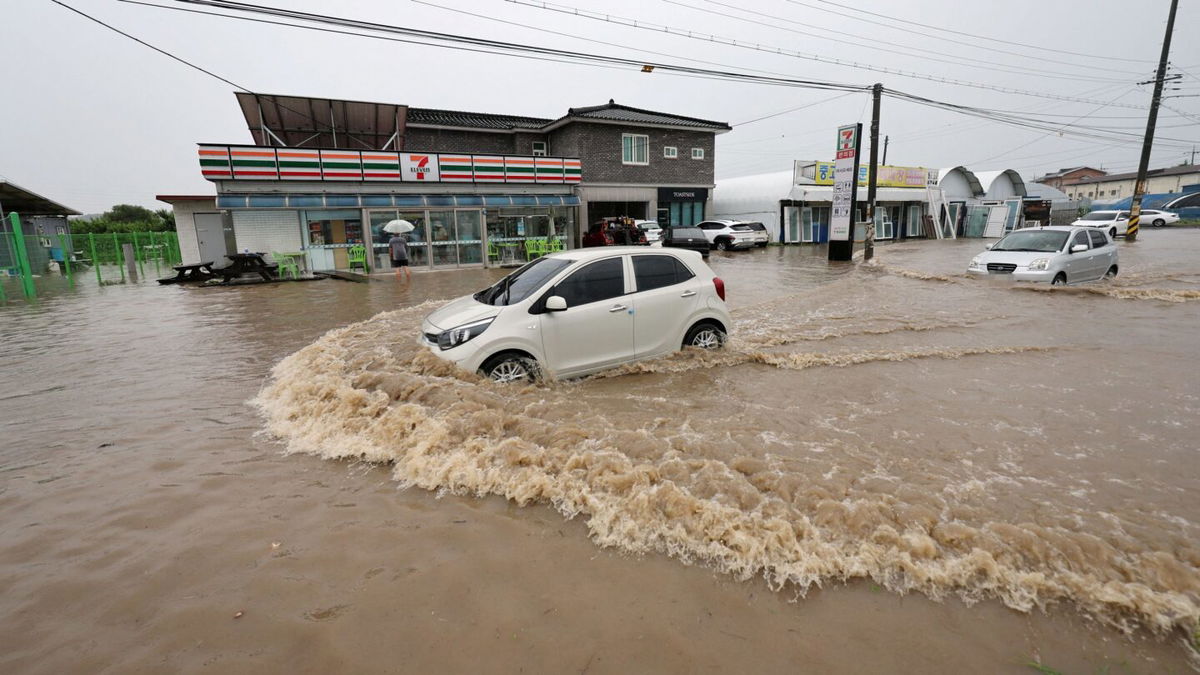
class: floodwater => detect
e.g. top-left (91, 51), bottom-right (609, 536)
top-left (2, 232), bottom-right (1199, 673)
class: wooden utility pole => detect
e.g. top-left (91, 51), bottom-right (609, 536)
top-left (864, 83), bottom-right (882, 262)
top-left (1127, 0), bottom-right (1179, 243)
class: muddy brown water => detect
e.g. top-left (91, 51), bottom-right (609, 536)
top-left (2, 232), bottom-right (1199, 673)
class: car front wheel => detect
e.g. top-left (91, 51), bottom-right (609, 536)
top-left (1109, 228), bottom-right (1117, 238)
top-left (1152, 219), bottom-right (1165, 227)
top-left (480, 353), bottom-right (540, 383)
top-left (683, 322), bottom-right (727, 350)
top-left (1051, 273), bottom-right (1067, 286)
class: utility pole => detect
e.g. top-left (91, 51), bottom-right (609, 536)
top-left (1127, 0), bottom-right (1179, 243)
top-left (863, 83), bottom-right (882, 262)
top-left (881, 135), bottom-right (889, 166)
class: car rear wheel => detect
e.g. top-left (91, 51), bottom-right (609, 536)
top-left (1152, 219), bottom-right (1165, 227)
top-left (480, 353), bottom-right (540, 384)
top-left (1105, 265), bottom-right (1118, 279)
top-left (683, 322), bottom-right (727, 350)
top-left (716, 239), bottom-right (730, 251)
top-left (1051, 273), bottom-right (1067, 286)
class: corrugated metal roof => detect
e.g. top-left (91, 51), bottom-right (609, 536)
top-left (406, 108), bottom-right (551, 130)
top-left (1069, 163), bottom-right (1200, 184)
top-left (0, 181), bottom-right (79, 216)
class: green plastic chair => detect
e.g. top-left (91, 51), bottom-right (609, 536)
top-left (347, 244), bottom-right (367, 272)
top-left (272, 251), bottom-right (300, 280)
top-left (524, 239), bottom-right (541, 260)
top-left (546, 237), bottom-right (564, 253)
top-left (487, 241), bottom-right (500, 263)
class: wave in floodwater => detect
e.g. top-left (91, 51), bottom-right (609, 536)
top-left (253, 304), bottom-right (1200, 642)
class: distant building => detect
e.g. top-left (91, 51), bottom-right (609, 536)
top-left (1034, 166), bottom-right (1106, 190)
top-left (0, 180), bottom-right (79, 272)
top-left (170, 93), bottom-right (730, 272)
top-left (1056, 164), bottom-right (1200, 201)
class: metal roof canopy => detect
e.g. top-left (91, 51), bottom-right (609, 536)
top-left (235, 92), bottom-right (408, 150)
top-left (0, 180), bottom-right (79, 216)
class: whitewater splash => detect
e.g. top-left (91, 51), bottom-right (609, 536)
top-left (253, 303), bottom-right (1200, 644)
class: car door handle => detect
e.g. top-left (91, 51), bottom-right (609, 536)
top-left (608, 304), bottom-right (628, 313)
top-left (680, 290), bottom-right (697, 297)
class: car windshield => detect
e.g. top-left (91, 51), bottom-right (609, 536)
top-left (1080, 212), bottom-right (1116, 221)
top-left (991, 230), bottom-right (1070, 252)
top-left (670, 227), bottom-right (704, 238)
top-left (473, 257), bottom-right (573, 306)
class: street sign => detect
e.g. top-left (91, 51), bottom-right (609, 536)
top-left (830, 123), bottom-right (861, 247)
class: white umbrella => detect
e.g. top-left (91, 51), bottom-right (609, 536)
top-left (383, 219), bottom-right (415, 234)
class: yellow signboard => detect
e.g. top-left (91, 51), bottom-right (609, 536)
top-left (812, 161), bottom-right (935, 188)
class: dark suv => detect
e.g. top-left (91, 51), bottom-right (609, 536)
top-left (661, 226), bottom-right (710, 257)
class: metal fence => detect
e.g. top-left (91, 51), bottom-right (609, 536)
top-left (1, 213), bottom-right (181, 300)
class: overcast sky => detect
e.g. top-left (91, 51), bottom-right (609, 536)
top-left (3, 0), bottom-right (1198, 213)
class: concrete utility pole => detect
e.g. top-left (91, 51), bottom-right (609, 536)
top-left (1127, 0), bottom-right (1179, 243)
top-left (863, 83), bottom-right (882, 262)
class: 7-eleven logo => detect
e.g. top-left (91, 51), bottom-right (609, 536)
top-left (410, 154), bottom-right (430, 179)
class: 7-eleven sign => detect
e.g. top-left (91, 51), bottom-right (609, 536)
top-left (401, 153), bottom-right (441, 182)
top-left (836, 125), bottom-right (858, 160)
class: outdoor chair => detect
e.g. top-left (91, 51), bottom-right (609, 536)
top-left (546, 237), bottom-right (564, 253)
top-left (272, 251), bottom-right (300, 280)
top-left (348, 244), bottom-right (368, 272)
top-left (487, 241), bottom-right (500, 263)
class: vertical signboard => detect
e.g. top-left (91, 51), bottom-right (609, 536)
top-left (828, 123), bottom-right (861, 261)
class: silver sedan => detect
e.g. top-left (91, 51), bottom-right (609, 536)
top-left (966, 226), bottom-right (1118, 285)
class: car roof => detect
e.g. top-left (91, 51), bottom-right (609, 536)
top-left (547, 246), bottom-right (694, 262)
top-left (1013, 225), bottom-right (1080, 232)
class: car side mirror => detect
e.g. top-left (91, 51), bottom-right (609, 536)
top-left (545, 295), bottom-right (567, 312)
top-left (1071, 244), bottom-right (1088, 253)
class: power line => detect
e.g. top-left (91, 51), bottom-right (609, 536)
top-left (690, 0), bottom-right (1140, 79)
top-left (733, 92), bottom-right (855, 125)
top-left (781, 0), bottom-right (1155, 65)
top-left (506, 0), bottom-right (1152, 107)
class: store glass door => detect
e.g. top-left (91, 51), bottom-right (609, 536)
top-left (427, 210), bottom-right (457, 267)
top-left (456, 210), bottom-right (483, 265)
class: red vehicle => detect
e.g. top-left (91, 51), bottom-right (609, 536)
top-left (582, 217), bottom-right (649, 247)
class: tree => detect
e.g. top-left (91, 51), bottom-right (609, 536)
top-left (154, 208), bottom-right (176, 229)
top-left (104, 204), bottom-right (157, 223)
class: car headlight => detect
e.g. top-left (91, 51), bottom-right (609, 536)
top-left (968, 256), bottom-right (982, 270)
top-left (438, 317), bottom-right (494, 350)
top-left (1027, 258), bottom-right (1049, 271)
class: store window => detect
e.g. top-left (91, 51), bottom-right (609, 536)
top-left (622, 134), bottom-right (649, 165)
top-left (302, 209), bottom-right (364, 271)
top-left (691, 148), bottom-right (704, 160)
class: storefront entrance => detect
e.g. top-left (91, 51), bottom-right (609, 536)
top-left (656, 187), bottom-right (708, 228)
top-left (366, 209), bottom-right (484, 271)
top-left (301, 209), bottom-right (364, 271)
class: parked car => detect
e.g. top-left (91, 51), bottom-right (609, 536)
top-left (421, 247), bottom-right (731, 382)
top-left (1140, 209), bottom-right (1180, 227)
top-left (697, 220), bottom-right (757, 251)
top-left (732, 221), bottom-right (770, 247)
top-left (636, 220), bottom-right (663, 243)
top-left (966, 225), bottom-right (1117, 285)
top-left (1071, 210), bottom-right (1130, 238)
top-left (661, 226), bottom-right (711, 258)
top-left (582, 218), bottom-right (648, 247)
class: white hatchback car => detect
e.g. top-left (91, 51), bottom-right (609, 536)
top-left (421, 247), bottom-right (732, 382)
top-left (966, 226), bottom-right (1118, 285)
top-left (1071, 210), bottom-right (1131, 237)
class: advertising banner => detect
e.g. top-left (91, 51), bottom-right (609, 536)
top-left (813, 162), bottom-right (935, 188)
top-left (829, 124), bottom-right (861, 242)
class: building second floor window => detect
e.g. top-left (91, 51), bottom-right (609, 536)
top-left (622, 134), bottom-right (649, 165)
top-left (691, 148), bottom-right (705, 160)
top-left (663, 146), bottom-right (678, 159)
top-left (532, 141), bottom-right (547, 157)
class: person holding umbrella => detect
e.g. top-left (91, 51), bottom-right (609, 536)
top-left (384, 219), bottom-right (415, 281)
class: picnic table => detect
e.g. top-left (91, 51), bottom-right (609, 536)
top-left (157, 261), bottom-right (216, 284)
top-left (214, 253), bottom-right (278, 283)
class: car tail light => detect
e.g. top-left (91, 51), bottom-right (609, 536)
top-left (713, 276), bottom-right (726, 301)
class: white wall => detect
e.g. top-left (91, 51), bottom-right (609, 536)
top-left (168, 198), bottom-right (216, 264)
top-left (231, 210), bottom-right (302, 254)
